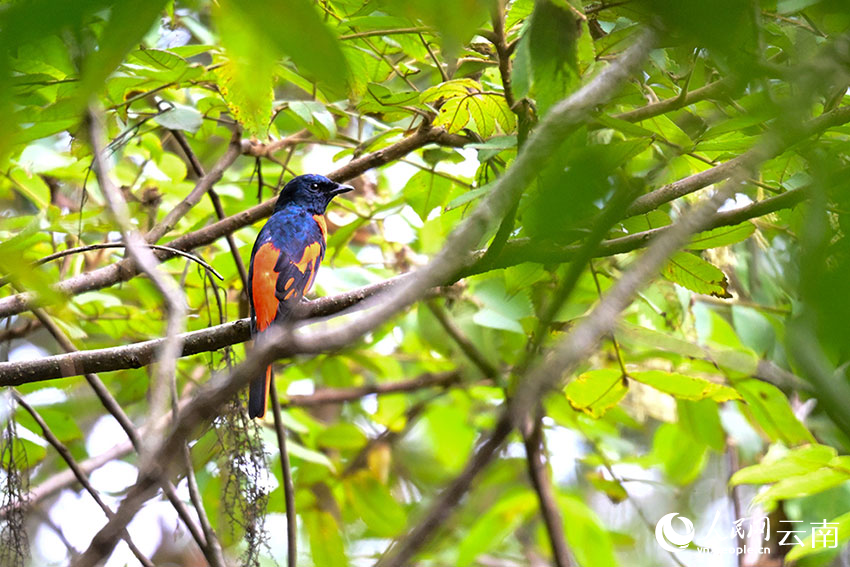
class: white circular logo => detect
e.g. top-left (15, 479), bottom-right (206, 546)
top-left (655, 513), bottom-right (695, 552)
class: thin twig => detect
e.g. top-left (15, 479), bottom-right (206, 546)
top-left (144, 130), bottom-right (242, 244)
top-left (88, 108), bottom-right (188, 437)
top-left (419, 33), bottom-right (448, 82)
top-left (30, 242), bottom-right (222, 280)
top-left (340, 27), bottom-right (429, 40)
top-left (269, 379), bottom-right (297, 567)
top-left (521, 419), bottom-right (574, 567)
top-left (426, 301), bottom-right (499, 378)
top-left (168, 126), bottom-right (248, 288)
top-left (26, 307), bottom-right (213, 559)
top-left (12, 392), bottom-right (156, 567)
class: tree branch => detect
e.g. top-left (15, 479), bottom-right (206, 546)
top-left (613, 76), bottom-right (734, 123)
top-left (12, 393), bottom-right (156, 567)
top-left (0, 370), bottom-right (462, 520)
top-left (0, 185), bottom-right (808, 387)
top-left (0, 125), bottom-right (469, 319)
top-left (70, 33), bottom-right (656, 567)
top-left (88, 108), bottom-right (189, 450)
top-left (168, 125), bottom-right (248, 289)
top-left (624, 105), bottom-right (850, 218)
top-left (521, 418), bottom-right (574, 567)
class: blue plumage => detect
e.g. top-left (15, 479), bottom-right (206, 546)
top-left (246, 174), bottom-right (353, 418)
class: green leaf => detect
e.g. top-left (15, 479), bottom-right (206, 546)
top-left (78, 1), bottom-right (169, 108)
top-left (421, 78), bottom-right (479, 104)
top-left (346, 471), bottom-right (407, 537)
top-left (527, 0), bottom-right (580, 114)
top-left (433, 96), bottom-right (471, 133)
top-left (223, 0), bottom-right (350, 98)
top-left (565, 369), bottom-right (628, 418)
top-left (755, 458), bottom-right (850, 503)
top-left (213, 5), bottom-right (276, 138)
top-left (153, 103), bottom-right (203, 133)
top-left (631, 370), bottom-right (741, 402)
top-left (287, 440), bottom-right (337, 472)
top-left (652, 423), bottom-right (709, 485)
top-left (305, 509), bottom-right (347, 567)
top-left (786, 510), bottom-right (850, 561)
top-left (467, 95), bottom-right (495, 139)
top-left (488, 95), bottom-right (516, 134)
top-left (0, 435), bottom-right (46, 469)
top-left (735, 379), bottom-right (816, 446)
top-left (472, 308), bottom-right (524, 334)
top-left (316, 423), bottom-right (367, 451)
top-left (678, 399), bottom-right (726, 451)
top-left (688, 223), bottom-right (756, 250)
top-left (663, 252), bottom-right (732, 298)
top-left (16, 408), bottom-right (82, 443)
top-left (730, 444), bottom-right (837, 485)
top-left (457, 490), bottom-right (537, 567)
top-left (402, 170), bottom-right (455, 220)
top-left (124, 49), bottom-right (201, 83)
top-left (446, 184), bottom-right (491, 210)
top-left (559, 494), bottom-right (618, 567)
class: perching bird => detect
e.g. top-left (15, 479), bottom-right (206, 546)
top-left (247, 174), bottom-right (353, 418)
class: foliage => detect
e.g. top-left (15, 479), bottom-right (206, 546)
top-left (1, 1), bottom-right (850, 566)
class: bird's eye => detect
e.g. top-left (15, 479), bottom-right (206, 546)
top-left (312, 183), bottom-right (318, 189)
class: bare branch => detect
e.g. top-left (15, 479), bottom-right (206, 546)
top-left (0, 125), bottom-right (469, 320)
top-left (88, 108), bottom-right (188, 449)
top-left (521, 419), bottom-right (574, 567)
top-left (168, 125), bottom-right (248, 289)
top-left (269, 379), bottom-right (297, 567)
top-left (0, 184), bottom-right (810, 387)
top-left (376, 414), bottom-right (513, 567)
top-left (613, 76), bottom-right (733, 123)
top-left (12, 393), bottom-right (155, 567)
top-left (145, 130), bottom-right (242, 244)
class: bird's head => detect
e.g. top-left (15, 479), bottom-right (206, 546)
top-left (274, 174), bottom-right (354, 214)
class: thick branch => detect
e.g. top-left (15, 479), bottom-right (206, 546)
top-left (0, 369), bottom-right (461, 520)
top-left (613, 76), bottom-right (734, 123)
top-left (0, 186), bottom-right (806, 386)
top-left (624, 105), bottom-right (850, 218)
top-left (0, 275), bottom-right (415, 385)
top-left (0, 126), bottom-right (468, 319)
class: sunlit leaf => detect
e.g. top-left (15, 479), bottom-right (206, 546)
top-left (663, 252), bottom-right (732, 298)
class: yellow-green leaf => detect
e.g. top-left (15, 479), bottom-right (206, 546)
top-left (735, 378), bottom-right (816, 446)
top-left (688, 223), bottom-right (756, 250)
top-left (565, 369), bottom-right (628, 418)
top-left (730, 444), bottom-right (837, 486)
top-left (631, 370), bottom-right (741, 402)
top-left (663, 252), bottom-right (732, 298)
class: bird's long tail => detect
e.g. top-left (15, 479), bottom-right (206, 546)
top-left (248, 365), bottom-right (272, 419)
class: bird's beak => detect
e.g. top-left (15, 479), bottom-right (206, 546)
top-left (331, 183), bottom-right (355, 197)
